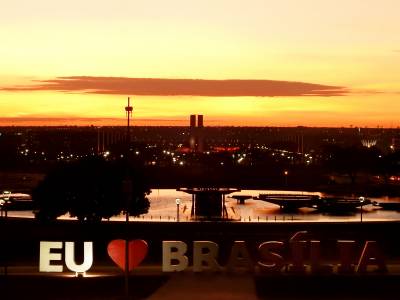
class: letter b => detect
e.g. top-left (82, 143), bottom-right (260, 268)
top-left (162, 241), bottom-right (188, 272)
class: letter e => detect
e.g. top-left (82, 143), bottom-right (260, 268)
top-left (39, 241), bottom-right (63, 272)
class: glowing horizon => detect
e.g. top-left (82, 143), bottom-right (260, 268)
top-left (1, 0), bottom-right (399, 127)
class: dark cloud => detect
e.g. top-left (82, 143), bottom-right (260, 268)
top-left (0, 116), bottom-right (187, 125)
top-left (0, 116), bottom-right (117, 123)
top-left (0, 116), bottom-right (119, 125)
top-left (1, 76), bottom-right (348, 97)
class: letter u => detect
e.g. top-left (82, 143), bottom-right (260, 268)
top-left (65, 242), bottom-right (94, 273)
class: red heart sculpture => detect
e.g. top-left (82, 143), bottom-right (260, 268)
top-left (107, 239), bottom-right (148, 272)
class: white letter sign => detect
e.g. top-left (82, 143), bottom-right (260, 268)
top-left (65, 242), bottom-right (93, 273)
top-left (39, 241), bottom-right (63, 272)
top-left (162, 241), bottom-right (189, 272)
top-left (193, 241), bottom-right (221, 272)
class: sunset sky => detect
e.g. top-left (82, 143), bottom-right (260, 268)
top-left (1, 0), bottom-right (399, 127)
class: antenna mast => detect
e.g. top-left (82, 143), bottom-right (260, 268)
top-left (124, 96), bottom-right (133, 299)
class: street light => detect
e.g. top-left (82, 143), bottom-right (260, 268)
top-left (176, 198), bottom-right (181, 222)
top-left (283, 171), bottom-right (288, 187)
top-left (359, 196), bottom-right (365, 223)
top-left (1, 191), bottom-right (11, 218)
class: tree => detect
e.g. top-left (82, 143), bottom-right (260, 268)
top-left (377, 151), bottom-right (400, 184)
top-left (32, 156), bottom-right (150, 222)
top-left (323, 145), bottom-right (379, 185)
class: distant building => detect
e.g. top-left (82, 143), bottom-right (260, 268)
top-left (189, 114), bottom-right (205, 152)
top-left (361, 138), bottom-right (377, 148)
top-left (391, 137), bottom-right (400, 151)
top-left (197, 115), bottom-right (204, 128)
top-left (190, 114), bottom-right (196, 128)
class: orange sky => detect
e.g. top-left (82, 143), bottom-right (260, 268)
top-left (0, 0), bottom-right (399, 127)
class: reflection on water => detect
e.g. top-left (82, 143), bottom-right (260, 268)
top-left (148, 189), bottom-right (400, 222)
top-left (6, 189), bottom-right (400, 222)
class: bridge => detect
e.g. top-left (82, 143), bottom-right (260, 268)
top-left (256, 194), bottom-right (371, 212)
top-left (256, 194), bottom-right (319, 210)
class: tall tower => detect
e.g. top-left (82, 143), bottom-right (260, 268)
top-left (188, 114), bottom-right (205, 152)
top-left (190, 114), bottom-right (197, 128)
top-left (197, 115), bottom-right (204, 128)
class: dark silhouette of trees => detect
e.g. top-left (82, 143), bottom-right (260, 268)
top-left (376, 151), bottom-right (400, 184)
top-left (32, 156), bottom-right (150, 222)
top-left (323, 145), bottom-right (380, 184)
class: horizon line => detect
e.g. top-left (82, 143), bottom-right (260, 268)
top-left (0, 124), bottom-right (397, 129)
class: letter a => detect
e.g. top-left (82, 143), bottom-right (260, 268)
top-left (227, 241), bottom-right (254, 273)
top-left (356, 241), bottom-right (387, 273)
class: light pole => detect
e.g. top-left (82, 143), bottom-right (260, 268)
top-left (284, 170), bottom-right (288, 187)
top-left (124, 97), bottom-right (133, 299)
top-left (1, 190), bottom-right (11, 276)
top-left (359, 197), bottom-right (365, 223)
top-left (1, 191), bottom-right (11, 218)
top-left (176, 198), bottom-right (181, 222)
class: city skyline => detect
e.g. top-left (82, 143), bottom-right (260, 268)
top-left (1, 0), bottom-right (399, 127)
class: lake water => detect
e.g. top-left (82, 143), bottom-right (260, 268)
top-left (146, 189), bottom-right (400, 223)
top-left (6, 189), bottom-right (400, 222)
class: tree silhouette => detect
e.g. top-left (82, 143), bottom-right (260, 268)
top-left (324, 145), bottom-right (380, 184)
top-left (377, 151), bottom-right (400, 184)
top-left (32, 156), bottom-right (150, 222)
